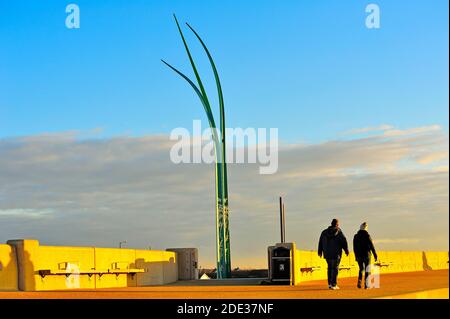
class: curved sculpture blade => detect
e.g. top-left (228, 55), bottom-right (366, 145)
top-left (186, 22), bottom-right (231, 274)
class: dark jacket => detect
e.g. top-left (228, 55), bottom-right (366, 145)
top-left (318, 226), bottom-right (349, 259)
top-left (353, 230), bottom-right (377, 261)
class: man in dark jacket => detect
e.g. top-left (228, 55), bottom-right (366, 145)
top-left (353, 222), bottom-right (378, 289)
top-left (318, 219), bottom-right (349, 290)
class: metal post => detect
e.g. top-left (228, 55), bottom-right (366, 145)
top-left (279, 197), bottom-right (285, 243)
top-left (282, 203), bottom-right (286, 243)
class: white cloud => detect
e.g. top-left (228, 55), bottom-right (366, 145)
top-left (341, 124), bottom-right (394, 136)
top-left (415, 150), bottom-right (449, 165)
top-left (383, 125), bottom-right (442, 137)
top-left (432, 165), bottom-right (449, 172)
top-left (0, 208), bottom-right (54, 218)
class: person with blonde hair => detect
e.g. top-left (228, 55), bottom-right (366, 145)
top-left (353, 222), bottom-right (378, 289)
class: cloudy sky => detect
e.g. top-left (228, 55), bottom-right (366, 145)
top-left (0, 124), bottom-right (448, 268)
top-left (0, 1), bottom-right (448, 268)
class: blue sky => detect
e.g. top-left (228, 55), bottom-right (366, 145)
top-left (0, 1), bottom-right (448, 264)
top-left (1, 0), bottom-right (448, 143)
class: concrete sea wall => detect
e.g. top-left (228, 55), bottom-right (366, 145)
top-left (292, 249), bottom-right (448, 284)
top-left (1, 239), bottom-right (448, 291)
top-left (0, 239), bottom-right (177, 291)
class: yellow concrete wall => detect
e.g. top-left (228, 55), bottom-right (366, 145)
top-left (34, 245), bottom-right (96, 290)
top-left (294, 250), bottom-right (449, 284)
top-left (0, 244), bottom-right (18, 291)
top-left (5, 239), bottom-right (178, 291)
top-left (423, 251), bottom-right (448, 270)
top-left (94, 248), bottom-right (137, 289)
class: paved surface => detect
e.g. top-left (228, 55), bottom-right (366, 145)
top-left (0, 270), bottom-right (448, 299)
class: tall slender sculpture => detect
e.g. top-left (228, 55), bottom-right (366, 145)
top-left (162, 15), bottom-right (231, 278)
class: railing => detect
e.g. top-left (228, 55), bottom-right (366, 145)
top-left (374, 261), bottom-right (393, 268)
top-left (37, 268), bottom-right (144, 278)
top-left (300, 266), bottom-right (321, 273)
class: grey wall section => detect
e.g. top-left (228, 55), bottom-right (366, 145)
top-left (167, 248), bottom-right (199, 280)
top-left (6, 239), bottom-right (35, 291)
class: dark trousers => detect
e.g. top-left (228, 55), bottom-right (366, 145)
top-left (326, 256), bottom-right (341, 287)
top-left (357, 257), bottom-right (371, 288)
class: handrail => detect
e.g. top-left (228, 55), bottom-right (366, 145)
top-left (300, 266), bottom-right (321, 273)
top-left (374, 261), bottom-right (393, 268)
top-left (37, 268), bottom-right (144, 278)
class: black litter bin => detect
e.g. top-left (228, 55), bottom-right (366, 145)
top-left (270, 246), bottom-right (291, 284)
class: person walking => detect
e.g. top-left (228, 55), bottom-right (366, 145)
top-left (353, 222), bottom-right (378, 289)
top-left (318, 218), bottom-right (349, 290)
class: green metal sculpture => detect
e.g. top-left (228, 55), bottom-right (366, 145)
top-left (162, 15), bottom-right (231, 278)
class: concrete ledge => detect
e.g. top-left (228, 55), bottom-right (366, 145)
top-left (378, 288), bottom-right (449, 299)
